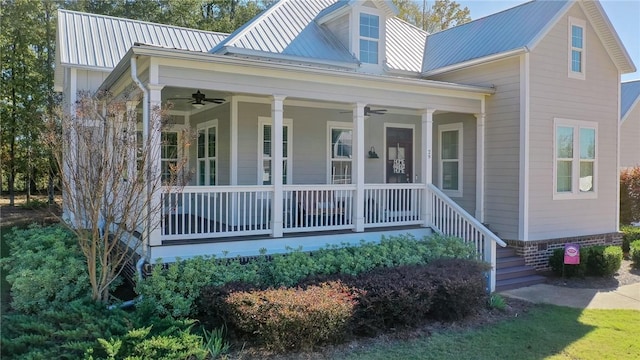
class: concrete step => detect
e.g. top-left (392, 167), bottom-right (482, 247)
top-left (497, 255), bottom-right (526, 268)
top-left (497, 247), bottom-right (517, 259)
top-left (496, 275), bottom-right (546, 292)
top-left (497, 265), bottom-right (538, 281)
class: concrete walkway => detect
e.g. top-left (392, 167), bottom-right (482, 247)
top-left (500, 283), bottom-right (640, 310)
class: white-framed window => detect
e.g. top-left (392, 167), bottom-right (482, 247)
top-left (568, 17), bottom-right (586, 80)
top-left (258, 117), bottom-right (292, 185)
top-left (438, 123), bottom-right (463, 197)
top-left (553, 118), bottom-right (597, 199)
top-left (161, 131), bottom-right (179, 183)
top-left (197, 120), bottom-right (217, 186)
top-left (359, 12), bottom-right (379, 64)
top-left (328, 122), bottom-right (353, 184)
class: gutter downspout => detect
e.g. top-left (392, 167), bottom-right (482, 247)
top-left (108, 58), bottom-right (149, 311)
top-left (130, 56), bottom-right (151, 279)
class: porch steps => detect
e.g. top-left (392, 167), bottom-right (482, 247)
top-left (495, 247), bottom-right (546, 292)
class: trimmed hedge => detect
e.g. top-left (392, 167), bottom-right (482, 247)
top-left (197, 259), bottom-right (489, 351)
top-left (139, 234), bottom-right (478, 318)
top-left (621, 226), bottom-right (640, 253)
top-left (549, 245), bottom-right (622, 277)
top-left (631, 240), bottom-right (640, 269)
top-left (224, 282), bottom-right (357, 351)
top-left (423, 259), bottom-right (490, 321)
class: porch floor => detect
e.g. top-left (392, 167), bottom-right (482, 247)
top-left (161, 224), bottom-right (425, 246)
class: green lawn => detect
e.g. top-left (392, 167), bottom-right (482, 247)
top-left (339, 305), bottom-right (640, 360)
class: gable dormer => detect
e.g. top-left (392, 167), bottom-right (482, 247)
top-left (318, 0), bottom-right (398, 73)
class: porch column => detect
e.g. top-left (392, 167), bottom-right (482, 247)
top-left (146, 83), bottom-right (164, 247)
top-left (421, 109), bottom-right (435, 228)
top-left (271, 95), bottom-right (286, 237)
top-left (353, 102), bottom-right (366, 232)
top-left (475, 113), bottom-right (485, 223)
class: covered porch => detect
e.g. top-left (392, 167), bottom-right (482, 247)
top-left (101, 45), bottom-right (504, 289)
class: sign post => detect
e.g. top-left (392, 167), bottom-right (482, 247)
top-left (563, 243), bottom-right (580, 278)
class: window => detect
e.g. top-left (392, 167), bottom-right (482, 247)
top-left (259, 117), bottom-right (292, 185)
top-left (568, 17), bottom-right (586, 79)
top-left (197, 120), bottom-right (217, 185)
top-left (329, 124), bottom-right (352, 184)
top-left (439, 123), bottom-right (463, 197)
top-left (554, 119), bottom-right (597, 199)
top-left (161, 131), bottom-right (179, 183)
top-left (359, 13), bottom-right (379, 64)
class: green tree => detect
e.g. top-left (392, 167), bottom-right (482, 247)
top-left (0, 0), bottom-right (49, 205)
top-left (392, 0), bottom-right (471, 33)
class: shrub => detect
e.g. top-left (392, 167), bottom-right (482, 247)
top-left (0, 300), bottom-right (131, 359)
top-left (224, 282), bottom-right (357, 352)
top-left (549, 245), bottom-right (622, 277)
top-left (424, 258), bottom-right (490, 321)
top-left (620, 166), bottom-right (640, 225)
top-left (142, 234), bottom-right (477, 318)
top-left (549, 247), bottom-right (589, 278)
top-left (91, 323), bottom-right (208, 360)
top-left (0, 224), bottom-right (91, 313)
top-left (621, 225), bottom-right (640, 253)
top-left (346, 266), bottom-right (436, 335)
top-left (631, 240), bottom-right (640, 269)
top-left (586, 246), bottom-right (623, 276)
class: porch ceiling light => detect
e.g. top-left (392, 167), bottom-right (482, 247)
top-left (192, 102), bottom-right (205, 109)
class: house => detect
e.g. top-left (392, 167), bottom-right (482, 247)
top-left (55, 0), bottom-right (635, 291)
top-left (621, 80), bottom-right (640, 168)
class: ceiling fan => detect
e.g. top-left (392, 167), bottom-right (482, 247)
top-left (169, 90), bottom-right (225, 107)
top-left (340, 106), bottom-right (387, 116)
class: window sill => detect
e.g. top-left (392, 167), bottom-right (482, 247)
top-left (553, 191), bottom-right (597, 200)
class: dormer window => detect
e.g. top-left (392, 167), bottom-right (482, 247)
top-left (359, 13), bottom-right (379, 64)
top-left (568, 17), bottom-right (586, 80)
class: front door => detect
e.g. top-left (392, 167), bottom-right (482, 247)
top-left (385, 127), bottom-right (413, 183)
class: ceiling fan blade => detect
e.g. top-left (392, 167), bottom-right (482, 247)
top-left (204, 98), bottom-right (225, 104)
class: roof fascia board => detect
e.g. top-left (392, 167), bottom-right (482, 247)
top-left (578, 0), bottom-right (636, 74)
top-left (526, 0), bottom-right (575, 51)
top-left (423, 48), bottom-right (527, 77)
top-left (123, 45), bottom-right (494, 96)
top-left (317, 4), bottom-right (350, 24)
top-left (222, 46), bottom-right (358, 70)
top-left (100, 48), bottom-right (135, 93)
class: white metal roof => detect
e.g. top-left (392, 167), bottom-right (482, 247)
top-left (386, 17), bottom-right (427, 73)
top-left (422, 0), bottom-right (570, 75)
top-left (422, 0), bottom-right (635, 76)
top-left (621, 80), bottom-right (640, 122)
top-left (56, 9), bottom-right (228, 70)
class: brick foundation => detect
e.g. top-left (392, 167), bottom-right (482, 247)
top-left (505, 232), bottom-right (623, 271)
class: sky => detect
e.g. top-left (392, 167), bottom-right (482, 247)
top-left (456, 0), bottom-right (640, 82)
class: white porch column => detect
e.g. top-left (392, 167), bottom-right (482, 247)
top-left (421, 109), bottom-right (435, 227)
top-left (146, 83), bottom-right (164, 247)
top-left (271, 95), bottom-right (286, 237)
top-left (475, 113), bottom-right (486, 223)
top-left (230, 96), bottom-right (238, 185)
top-left (353, 102), bottom-right (366, 232)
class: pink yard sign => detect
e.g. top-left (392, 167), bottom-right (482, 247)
top-left (564, 243), bottom-right (580, 265)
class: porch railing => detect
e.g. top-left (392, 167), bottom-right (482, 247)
top-left (364, 184), bottom-right (424, 227)
top-left (161, 185), bottom-right (273, 240)
top-left (427, 183), bottom-right (506, 291)
top-left (282, 185), bottom-right (356, 232)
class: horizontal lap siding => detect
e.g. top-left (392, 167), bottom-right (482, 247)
top-left (528, 4), bottom-right (619, 240)
top-left (431, 57), bottom-right (521, 239)
top-left (621, 105), bottom-right (640, 168)
top-left (432, 113), bottom-right (477, 215)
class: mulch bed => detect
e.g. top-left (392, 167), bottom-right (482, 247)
top-left (543, 258), bottom-right (640, 289)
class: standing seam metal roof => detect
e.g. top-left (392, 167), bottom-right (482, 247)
top-left (212, 0), bottom-right (426, 72)
top-left (621, 80), bottom-right (640, 121)
top-left (57, 9), bottom-right (228, 69)
top-left (422, 0), bottom-right (570, 73)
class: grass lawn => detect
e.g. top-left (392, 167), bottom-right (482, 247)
top-left (339, 305), bottom-right (640, 360)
